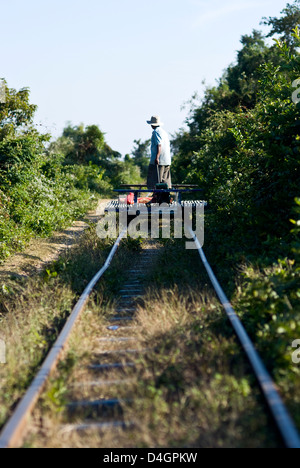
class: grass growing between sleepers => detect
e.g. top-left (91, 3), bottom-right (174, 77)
top-left (25, 236), bottom-right (283, 448)
top-left (0, 224), bottom-right (143, 433)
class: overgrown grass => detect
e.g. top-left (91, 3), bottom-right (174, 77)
top-left (0, 224), bottom-right (143, 431)
top-left (125, 239), bottom-right (282, 448)
top-left (24, 236), bottom-right (284, 448)
top-left (0, 185), bottom-right (99, 262)
top-left (202, 203), bottom-right (300, 430)
top-left (126, 288), bottom-right (279, 448)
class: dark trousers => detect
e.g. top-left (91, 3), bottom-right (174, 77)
top-left (147, 164), bottom-right (172, 189)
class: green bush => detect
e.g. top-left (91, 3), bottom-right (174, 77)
top-left (170, 4), bottom-right (300, 418)
top-left (0, 81), bottom-right (144, 261)
top-left (0, 84), bottom-right (100, 261)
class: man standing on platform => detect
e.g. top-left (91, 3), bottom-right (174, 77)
top-left (146, 116), bottom-right (172, 189)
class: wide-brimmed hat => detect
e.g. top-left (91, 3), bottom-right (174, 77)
top-left (147, 115), bottom-right (163, 126)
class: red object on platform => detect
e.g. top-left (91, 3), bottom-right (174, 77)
top-left (119, 194), bottom-right (152, 205)
top-left (138, 197), bottom-right (152, 204)
top-left (126, 192), bottom-right (134, 205)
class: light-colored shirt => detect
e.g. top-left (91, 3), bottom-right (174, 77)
top-left (150, 127), bottom-right (171, 166)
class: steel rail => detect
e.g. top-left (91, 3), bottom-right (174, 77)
top-left (0, 229), bottom-right (127, 449)
top-left (188, 226), bottom-right (300, 449)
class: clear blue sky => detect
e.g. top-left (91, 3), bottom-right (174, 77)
top-left (0, 0), bottom-right (292, 156)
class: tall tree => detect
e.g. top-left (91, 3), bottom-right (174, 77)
top-left (261, 0), bottom-right (300, 49)
top-left (54, 123), bottom-right (120, 166)
top-left (131, 138), bottom-right (150, 179)
top-left (0, 80), bottom-right (39, 139)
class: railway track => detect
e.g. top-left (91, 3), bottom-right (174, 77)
top-left (0, 227), bottom-right (299, 448)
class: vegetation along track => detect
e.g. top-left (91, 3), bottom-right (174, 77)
top-left (0, 226), bottom-right (300, 448)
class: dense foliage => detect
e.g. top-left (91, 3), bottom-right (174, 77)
top-left (0, 84), bottom-right (143, 262)
top-left (0, 83), bottom-right (93, 260)
top-left (172, 2), bottom-right (300, 261)
top-left (130, 138), bottom-right (151, 179)
top-left (49, 123), bottom-right (143, 192)
top-left (171, 1), bottom-right (300, 415)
